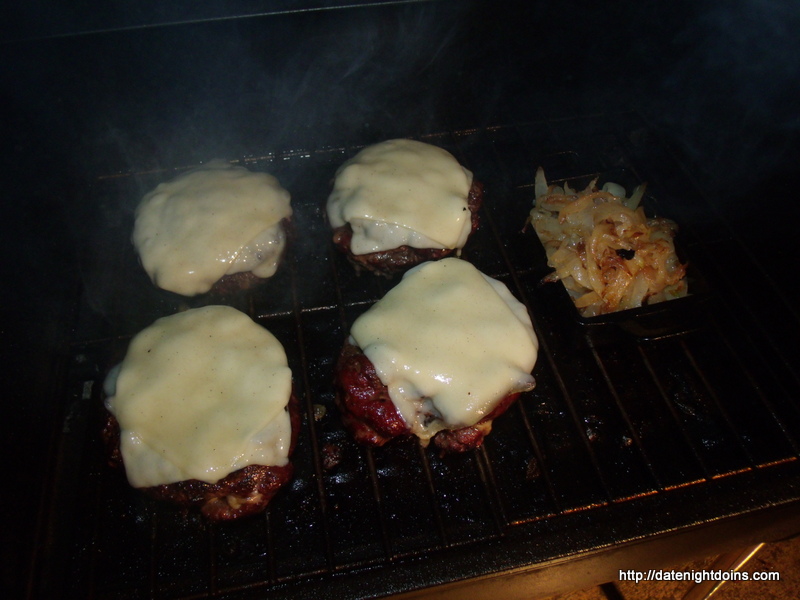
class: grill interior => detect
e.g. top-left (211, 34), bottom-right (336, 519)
top-left (30, 113), bottom-right (800, 599)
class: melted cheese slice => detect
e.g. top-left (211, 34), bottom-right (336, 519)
top-left (350, 258), bottom-right (538, 441)
top-left (133, 160), bottom-right (292, 296)
top-left (104, 305), bottom-right (293, 488)
top-left (326, 139), bottom-right (473, 254)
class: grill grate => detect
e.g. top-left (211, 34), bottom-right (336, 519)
top-left (33, 112), bottom-right (800, 599)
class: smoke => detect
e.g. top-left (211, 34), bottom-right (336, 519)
top-left (243, 2), bottom-right (468, 157)
top-left (41, 1), bottom-right (474, 178)
top-left (2, 1), bottom-right (482, 330)
top-left (642, 0), bottom-right (800, 194)
top-left (5, 0), bottom-right (797, 333)
top-left (6, 0), bottom-right (797, 198)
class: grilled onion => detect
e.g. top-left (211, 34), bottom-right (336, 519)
top-left (528, 168), bottom-right (687, 317)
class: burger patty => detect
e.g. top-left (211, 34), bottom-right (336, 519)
top-left (102, 392), bottom-right (301, 521)
top-left (331, 180), bottom-right (484, 276)
top-left (334, 340), bottom-right (520, 453)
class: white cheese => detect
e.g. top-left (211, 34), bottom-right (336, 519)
top-left (326, 139), bottom-right (473, 254)
top-left (105, 305), bottom-right (293, 488)
top-left (350, 258), bottom-right (538, 441)
top-left (133, 160), bottom-right (292, 296)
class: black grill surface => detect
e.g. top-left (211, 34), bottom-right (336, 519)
top-left (30, 114), bottom-right (800, 599)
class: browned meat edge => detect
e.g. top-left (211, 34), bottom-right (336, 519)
top-left (102, 392), bottom-right (301, 521)
top-left (331, 180), bottom-right (484, 276)
top-left (334, 339), bottom-right (520, 454)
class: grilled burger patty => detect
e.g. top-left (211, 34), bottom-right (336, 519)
top-left (102, 393), bottom-right (301, 521)
top-left (334, 340), bottom-right (520, 453)
top-left (331, 179), bottom-right (483, 276)
top-left (133, 160), bottom-right (293, 296)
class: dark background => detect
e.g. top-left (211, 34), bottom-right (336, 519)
top-left (2, 1), bottom-right (798, 596)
